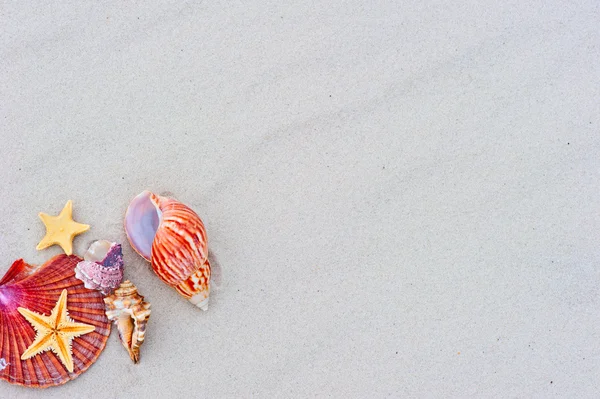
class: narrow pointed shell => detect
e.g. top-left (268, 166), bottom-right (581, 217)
top-left (124, 191), bottom-right (211, 310)
top-left (104, 281), bottom-right (151, 363)
top-left (74, 241), bottom-right (124, 295)
top-left (0, 255), bottom-right (111, 388)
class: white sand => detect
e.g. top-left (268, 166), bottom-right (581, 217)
top-left (1, 1), bottom-right (599, 397)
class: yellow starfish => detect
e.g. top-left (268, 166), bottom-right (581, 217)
top-left (36, 200), bottom-right (90, 255)
top-left (18, 289), bottom-right (95, 373)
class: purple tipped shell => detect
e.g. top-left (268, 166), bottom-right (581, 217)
top-left (101, 243), bottom-right (124, 268)
top-left (75, 261), bottom-right (124, 295)
top-left (75, 241), bottom-right (125, 295)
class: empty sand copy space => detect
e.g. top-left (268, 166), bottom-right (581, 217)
top-left (1, 1), bottom-right (599, 398)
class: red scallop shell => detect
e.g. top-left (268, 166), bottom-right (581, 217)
top-left (0, 255), bottom-right (111, 388)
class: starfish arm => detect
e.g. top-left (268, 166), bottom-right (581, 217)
top-left (20, 332), bottom-right (54, 360)
top-left (17, 307), bottom-right (53, 330)
top-left (70, 221), bottom-right (90, 236)
top-left (51, 336), bottom-right (75, 373)
top-left (37, 211), bottom-right (58, 249)
top-left (59, 200), bottom-right (74, 219)
top-left (38, 212), bottom-right (53, 224)
top-left (58, 222), bottom-right (89, 255)
top-left (35, 233), bottom-right (56, 250)
top-left (52, 290), bottom-right (69, 327)
top-left (59, 321), bottom-right (95, 336)
top-left (57, 238), bottom-right (74, 256)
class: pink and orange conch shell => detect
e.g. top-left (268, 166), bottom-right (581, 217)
top-left (124, 191), bottom-right (211, 310)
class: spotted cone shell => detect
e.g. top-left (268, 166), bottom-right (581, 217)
top-left (125, 191), bottom-right (211, 310)
top-left (0, 255), bottom-right (111, 388)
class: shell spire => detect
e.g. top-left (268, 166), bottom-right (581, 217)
top-left (124, 191), bottom-right (211, 310)
top-left (104, 281), bottom-right (151, 363)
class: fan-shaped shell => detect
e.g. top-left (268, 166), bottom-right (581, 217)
top-left (124, 191), bottom-right (211, 310)
top-left (0, 255), bottom-right (111, 388)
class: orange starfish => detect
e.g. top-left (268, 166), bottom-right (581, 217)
top-left (36, 200), bottom-right (90, 255)
top-left (18, 289), bottom-right (95, 372)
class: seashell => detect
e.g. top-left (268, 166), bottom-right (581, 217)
top-left (104, 280), bottom-right (151, 363)
top-left (75, 240), bottom-right (124, 295)
top-left (0, 255), bottom-right (111, 388)
top-left (124, 191), bottom-right (211, 310)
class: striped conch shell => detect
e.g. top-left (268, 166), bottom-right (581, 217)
top-left (124, 191), bottom-right (211, 310)
top-left (104, 280), bottom-right (151, 363)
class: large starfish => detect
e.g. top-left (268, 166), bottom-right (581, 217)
top-left (36, 200), bottom-right (90, 255)
top-left (18, 289), bottom-right (95, 372)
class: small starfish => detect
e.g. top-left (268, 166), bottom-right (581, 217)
top-left (36, 200), bottom-right (90, 255)
top-left (18, 289), bottom-right (95, 373)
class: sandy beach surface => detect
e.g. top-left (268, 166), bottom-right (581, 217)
top-left (1, 1), bottom-right (599, 397)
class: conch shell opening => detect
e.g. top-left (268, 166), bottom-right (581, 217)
top-left (124, 191), bottom-right (162, 261)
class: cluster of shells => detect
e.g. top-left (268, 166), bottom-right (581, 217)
top-left (0, 191), bottom-right (212, 388)
top-left (0, 255), bottom-right (111, 388)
